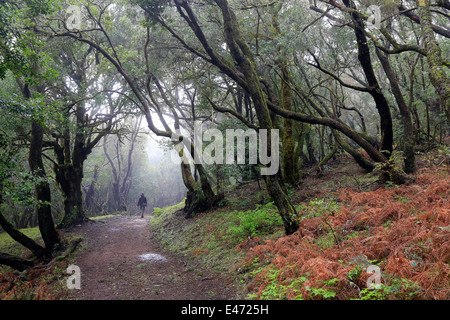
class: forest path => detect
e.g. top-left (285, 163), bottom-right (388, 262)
top-left (67, 215), bottom-right (239, 300)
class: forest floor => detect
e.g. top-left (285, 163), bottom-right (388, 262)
top-left (64, 215), bottom-right (241, 300)
top-left (0, 141), bottom-right (449, 300)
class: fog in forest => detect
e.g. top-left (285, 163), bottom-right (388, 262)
top-left (82, 124), bottom-right (186, 217)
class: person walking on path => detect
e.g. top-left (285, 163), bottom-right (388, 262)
top-left (137, 193), bottom-right (147, 218)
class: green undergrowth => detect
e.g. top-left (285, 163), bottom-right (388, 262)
top-left (149, 148), bottom-right (450, 300)
top-left (149, 195), bottom-right (347, 294)
top-left (150, 199), bottom-right (285, 277)
top-left (0, 227), bottom-right (43, 257)
top-left (149, 196), bottom-right (344, 293)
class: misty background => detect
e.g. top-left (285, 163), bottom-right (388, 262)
top-left (82, 118), bottom-right (186, 217)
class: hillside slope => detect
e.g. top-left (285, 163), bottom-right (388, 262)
top-left (150, 149), bottom-right (449, 300)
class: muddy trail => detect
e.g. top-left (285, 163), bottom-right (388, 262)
top-left (67, 215), bottom-right (240, 300)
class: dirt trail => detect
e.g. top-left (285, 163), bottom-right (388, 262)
top-left (67, 215), bottom-right (239, 300)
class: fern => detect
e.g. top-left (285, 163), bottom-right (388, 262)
top-left (243, 168), bottom-right (450, 300)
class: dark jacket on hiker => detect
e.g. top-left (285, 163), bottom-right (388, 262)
top-left (138, 194), bottom-right (147, 209)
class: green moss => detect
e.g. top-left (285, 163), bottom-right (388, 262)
top-left (0, 227), bottom-right (42, 256)
top-left (90, 213), bottom-right (120, 220)
top-left (150, 199), bottom-right (283, 274)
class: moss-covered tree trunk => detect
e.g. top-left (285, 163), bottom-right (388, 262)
top-left (0, 210), bottom-right (47, 259)
top-left (29, 120), bottom-right (60, 250)
top-left (281, 65), bottom-right (298, 186)
top-left (177, 143), bottom-right (207, 219)
top-left (0, 252), bottom-right (35, 271)
top-left (54, 106), bottom-right (90, 228)
top-left (55, 164), bottom-right (88, 228)
top-left (214, 0), bottom-right (300, 235)
top-left (375, 48), bottom-right (416, 173)
top-left (0, 184), bottom-right (47, 260)
top-left (18, 81), bottom-right (60, 251)
top-left (417, 0), bottom-right (450, 124)
top-left (343, 0), bottom-right (394, 157)
top-left (272, 11), bottom-right (298, 186)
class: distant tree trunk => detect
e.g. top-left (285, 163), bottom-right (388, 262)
top-left (84, 165), bottom-right (99, 215)
top-left (304, 126), bottom-right (317, 166)
top-left (17, 208), bottom-right (32, 229)
top-left (375, 48), bottom-right (416, 173)
top-left (120, 116), bottom-right (143, 211)
top-left (103, 116), bottom-right (141, 214)
top-left (317, 143), bottom-right (338, 174)
top-left (343, 0), bottom-right (394, 156)
top-left (235, 89), bottom-right (243, 115)
top-left (103, 135), bottom-right (127, 213)
top-left (281, 65), bottom-right (298, 185)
